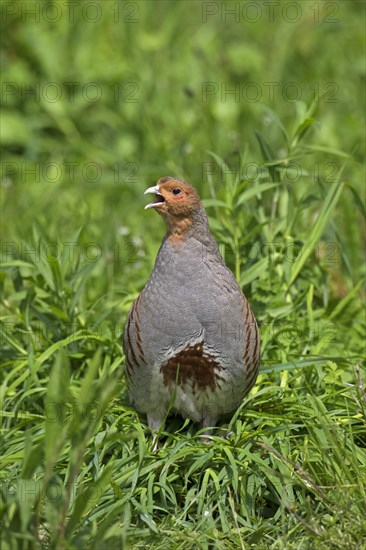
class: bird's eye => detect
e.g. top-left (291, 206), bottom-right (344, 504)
top-left (172, 188), bottom-right (181, 195)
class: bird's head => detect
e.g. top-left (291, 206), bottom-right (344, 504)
top-left (145, 177), bottom-right (201, 216)
top-left (144, 177), bottom-right (205, 240)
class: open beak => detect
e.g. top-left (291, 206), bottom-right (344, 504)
top-left (144, 185), bottom-right (165, 210)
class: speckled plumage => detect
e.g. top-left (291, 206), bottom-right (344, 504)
top-left (123, 177), bottom-right (260, 436)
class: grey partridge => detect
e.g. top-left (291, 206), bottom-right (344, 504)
top-left (123, 177), bottom-right (260, 439)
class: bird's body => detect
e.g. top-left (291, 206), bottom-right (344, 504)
top-left (123, 177), bottom-right (260, 435)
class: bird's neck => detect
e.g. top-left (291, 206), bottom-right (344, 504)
top-left (164, 207), bottom-right (212, 245)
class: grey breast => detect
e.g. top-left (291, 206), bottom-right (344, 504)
top-left (136, 234), bottom-right (247, 367)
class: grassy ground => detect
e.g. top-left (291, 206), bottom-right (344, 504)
top-left (1, 1), bottom-right (365, 548)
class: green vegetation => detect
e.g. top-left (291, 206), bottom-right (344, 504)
top-left (1, 1), bottom-right (365, 548)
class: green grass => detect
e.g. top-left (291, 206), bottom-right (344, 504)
top-left (1, 1), bottom-right (365, 548)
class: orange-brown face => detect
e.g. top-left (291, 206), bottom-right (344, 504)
top-left (144, 177), bottom-right (202, 219)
